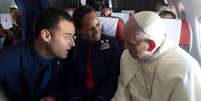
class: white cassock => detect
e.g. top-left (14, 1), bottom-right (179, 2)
top-left (112, 39), bottom-right (201, 101)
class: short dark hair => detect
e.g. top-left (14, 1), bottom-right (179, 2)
top-left (34, 7), bottom-right (73, 38)
top-left (73, 6), bottom-right (95, 29)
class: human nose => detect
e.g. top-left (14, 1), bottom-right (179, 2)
top-left (70, 38), bottom-right (75, 47)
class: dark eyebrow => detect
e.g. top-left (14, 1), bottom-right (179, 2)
top-left (64, 33), bottom-right (73, 35)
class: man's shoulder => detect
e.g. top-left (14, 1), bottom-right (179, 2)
top-left (161, 46), bottom-right (199, 67)
top-left (157, 46), bottom-right (201, 79)
top-left (0, 43), bottom-right (29, 63)
top-left (1, 43), bottom-right (26, 54)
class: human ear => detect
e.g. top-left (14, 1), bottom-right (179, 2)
top-left (41, 29), bottom-right (51, 42)
top-left (146, 39), bottom-right (156, 52)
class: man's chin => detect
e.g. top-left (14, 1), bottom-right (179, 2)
top-left (94, 35), bottom-right (101, 41)
top-left (59, 52), bottom-right (69, 59)
top-left (64, 52), bottom-right (69, 58)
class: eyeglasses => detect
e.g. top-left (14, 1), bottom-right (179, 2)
top-left (64, 33), bottom-right (77, 41)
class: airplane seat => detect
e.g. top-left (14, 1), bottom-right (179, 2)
top-left (179, 20), bottom-right (192, 52)
top-left (163, 19), bottom-right (192, 52)
top-left (98, 16), bottom-right (124, 41)
top-left (116, 18), bottom-right (124, 42)
top-left (98, 16), bottom-right (124, 51)
top-left (111, 12), bottom-right (130, 23)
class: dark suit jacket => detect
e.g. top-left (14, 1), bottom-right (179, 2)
top-left (63, 34), bottom-right (121, 101)
top-left (0, 42), bottom-right (63, 101)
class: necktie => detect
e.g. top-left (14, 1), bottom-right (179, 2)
top-left (86, 48), bottom-right (94, 94)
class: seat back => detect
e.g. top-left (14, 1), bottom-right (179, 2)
top-left (163, 19), bottom-right (192, 52)
top-left (179, 20), bottom-right (192, 52)
top-left (111, 12), bottom-right (130, 23)
top-left (99, 17), bottom-right (119, 37)
top-left (98, 16), bottom-right (124, 41)
top-left (99, 16), bottom-right (124, 51)
top-left (163, 19), bottom-right (182, 45)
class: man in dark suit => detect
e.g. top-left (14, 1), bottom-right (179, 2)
top-left (0, 8), bottom-right (75, 101)
top-left (62, 6), bottom-right (121, 101)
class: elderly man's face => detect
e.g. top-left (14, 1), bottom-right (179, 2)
top-left (80, 11), bottom-right (101, 42)
top-left (124, 17), bottom-right (150, 60)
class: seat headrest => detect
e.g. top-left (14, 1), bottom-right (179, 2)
top-left (111, 12), bottom-right (130, 23)
top-left (163, 19), bottom-right (182, 45)
top-left (98, 17), bottom-right (119, 37)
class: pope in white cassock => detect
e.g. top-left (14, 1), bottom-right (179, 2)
top-left (111, 11), bottom-right (201, 101)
